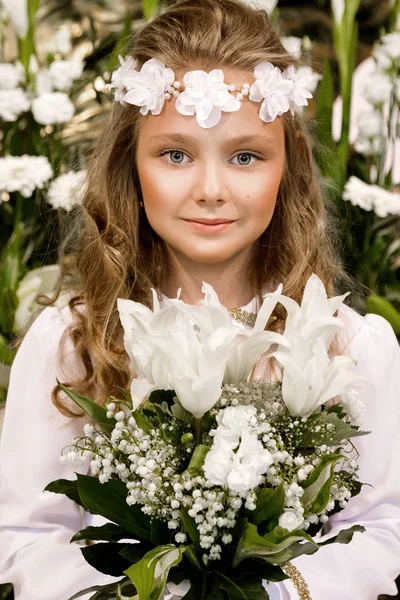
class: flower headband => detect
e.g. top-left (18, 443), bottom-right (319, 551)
top-left (109, 56), bottom-right (313, 129)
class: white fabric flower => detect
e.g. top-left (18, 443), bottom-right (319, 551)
top-left (47, 170), bottom-right (87, 211)
top-left (0, 88), bottom-right (30, 121)
top-left (32, 92), bottom-right (75, 125)
top-left (278, 509), bottom-right (304, 531)
top-left (175, 69), bottom-right (241, 129)
top-left (0, 62), bottom-right (25, 89)
top-left (0, 155), bottom-right (53, 198)
top-left (343, 176), bottom-right (400, 218)
top-left (249, 62), bottom-right (293, 123)
top-left (110, 56), bottom-right (174, 116)
top-left (49, 60), bottom-right (84, 92)
top-left (283, 65), bottom-right (317, 114)
top-left (282, 37), bottom-right (302, 59)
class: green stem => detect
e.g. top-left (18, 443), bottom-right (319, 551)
top-left (194, 418), bottom-right (202, 446)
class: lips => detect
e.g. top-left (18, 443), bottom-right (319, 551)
top-left (184, 219), bottom-right (235, 225)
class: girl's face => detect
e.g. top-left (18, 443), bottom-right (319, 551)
top-left (135, 67), bottom-right (285, 268)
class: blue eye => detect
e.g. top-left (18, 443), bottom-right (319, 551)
top-left (159, 150), bottom-right (261, 166)
top-left (233, 153), bottom-right (257, 166)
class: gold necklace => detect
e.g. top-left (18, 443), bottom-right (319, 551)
top-left (228, 308), bottom-right (257, 327)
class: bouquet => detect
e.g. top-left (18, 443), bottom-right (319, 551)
top-left (46, 274), bottom-right (368, 600)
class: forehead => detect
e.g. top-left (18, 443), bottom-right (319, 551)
top-left (137, 66), bottom-right (285, 145)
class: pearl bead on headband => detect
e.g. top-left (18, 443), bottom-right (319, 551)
top-left (108, 56), bottom-right (313, 129)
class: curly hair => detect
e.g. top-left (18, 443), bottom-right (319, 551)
top-left (50, 0), bottom-right (356, 417)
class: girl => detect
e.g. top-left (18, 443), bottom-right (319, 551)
top-left (1, 0), bottom-right (399, 598)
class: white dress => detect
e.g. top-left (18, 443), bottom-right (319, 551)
top-left (0, 298), bottom-right (399, 600)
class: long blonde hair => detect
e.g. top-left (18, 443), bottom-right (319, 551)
top-left (51, 0), bottom-right (355, 416)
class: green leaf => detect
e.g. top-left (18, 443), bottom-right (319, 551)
top-left (215, 573), bottom-right (269, 600)
top-left (57, 380), bottom-right (116, 435)
top-left (233, 521), bottom-right (316, 568)
top-left (81, 542), bottom-right (137, 576)
top-left (184, 544), bottom-right (203, 570)
top-left (124, 544), bottom-right (184, 600)
top-left (181, 508), bottom-right (200, 549)
top-left (296, 412), bottom-right (369, 447)
top-left (235, 559), bottom-right (288, 583)
top-left (300, 453), bottom-right (343, 514)
top-left (131, 410), bottom-right (154, 436)
top-left (366, 294), bottom-right (400, 335)
top-left (318, 524), bottom-right (365, 546)
top-left (67, 579), bottom-right (130, 600)
top-left (142, 0), bottom-right (159, 20)
top-left (76, 474), bottom-right (151, 541)
top-left (250, 484), bottom-right (285, 527)
top-left (71, 523), bottom-right (138, 543)
top-left (150, 518), bottom-right (170, 546)
top-left (187, 445), bottom-right (210, 472)
top-left (44, 478), bottom-right (83, 507)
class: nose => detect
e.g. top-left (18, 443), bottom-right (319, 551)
top-left (192, 158), bottom-right (230, 205)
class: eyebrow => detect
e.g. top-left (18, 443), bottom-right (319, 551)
top-left (147, 133), bottom-right (277, 146)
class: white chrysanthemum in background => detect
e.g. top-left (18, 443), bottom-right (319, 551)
top-left (49, 59), bottom-right (84, 92)
top-left (282, 36), bottom-right (302, 59)
top-left (0, 155), bottom-right (53, 198)
top-left (354, 111), bottom-right (384, 156)
top-left (361, 71), bottom-right (393, 106)
top-left (0, 62), bottom-right (25, 89)
top-left (356, 110), bottom-right (383, 139)
top-left (32, 92), bottom-right (75, 125)
top-left (14, 264), bottom-right (72, 334)
top-left (47, 170), bottom-right (87, 211)
top-left (354, 136), bottom-right (383, 157)
top-left (241, 0), bottom-right (278, 13)
top-left (380, 32), bottom-right (400, 62)
top-left (343, 176), bottom-right (400, 218)
top-left (0, 88), bottom-right (30, 121)
top-left (42, 25), bottom-right (72, 57)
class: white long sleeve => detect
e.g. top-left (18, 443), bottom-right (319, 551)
top-left (272, 307), bottom-right (400, 599)
top-left (1, 303), bottom-right (399, 600)
top-left (0, 306), bottom-right (118, 600)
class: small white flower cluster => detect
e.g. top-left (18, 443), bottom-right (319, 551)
top-left (46, 170), bottom-right (87, 211)
top-left (0, 155), bottom-right (53, 198)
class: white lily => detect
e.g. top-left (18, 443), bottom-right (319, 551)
top-left (117, 282), bottom-right (287, 418)
top-left (267, 274), bottom-right (360, 416)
